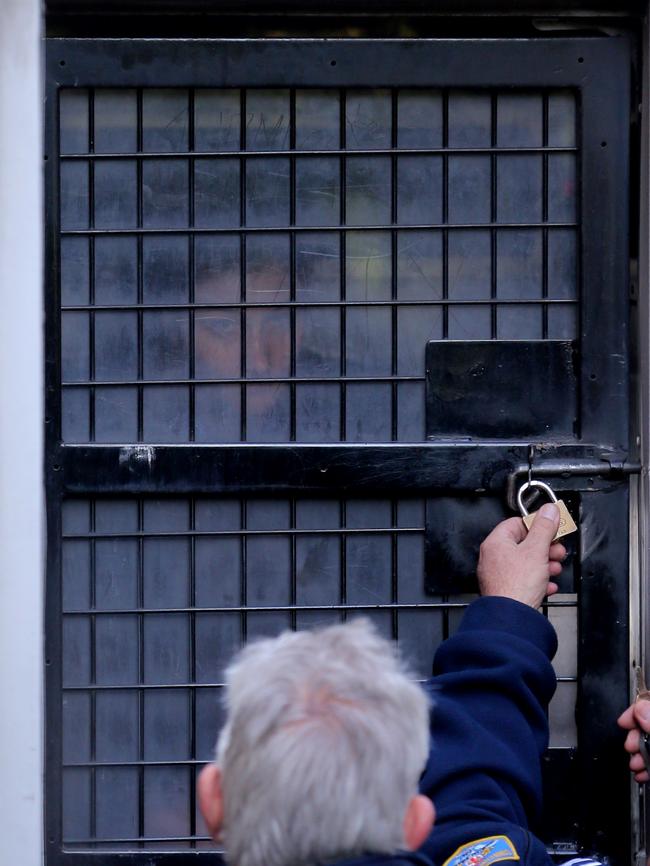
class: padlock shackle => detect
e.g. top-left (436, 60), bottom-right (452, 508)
top-left (516, 479), bottom-right (559, 517)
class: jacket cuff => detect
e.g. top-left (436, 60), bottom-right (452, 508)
top-left (457, 596), bottom-right (558, 659)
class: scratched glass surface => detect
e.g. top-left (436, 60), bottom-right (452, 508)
top-left (346, 156), bottom-right (392, 226)
top-left (346, 90), bottom-right (391, 150)
top-left (194, 89), bottom-right (241, 152)
top-left (142, 159), bottom-right (189, 228)
top-left (496, 305), bottom-right (543, 340)
top-left (95, 236), bottom-right (138, 304)
top-left (497, 230), bottom-right (543, 299)
top-left (245, 90), bottom-right (290, 151)
top-left (448, 155), bottom-right (491, 224)
top-left (295, 157), bottom-right (340, 226)
top-left (94, 160), bottom-right (139, 230)
top-left (397, 156), bottom-right (443, 225)
top-left (60, 161), bottom-right (89, 231)
top-left (94, 312), bottom-right (138, 381)
top-left (246, 157), bottom-right (290, 227)
top-left (448, 92), bottom-right (491, 148)
top-left (548, 154), bottom-right (577, 223)
top-left (142, 89), bottom-right (189, 153)
top-left (142, 386), bottom-right (189, 442)
top-left (195, 234), bottom-right (241, 303)
top-left (61, 237), bottom-right (90, 305)
top-left (194, 158), bottom-right (240, 229)
top-left (94, 89), bottom-right (138, 153)
top-left (295, 89), bottom-right (340, 150)
top-left (60, 89), bottom-right (89, 154)
top-left (143, 235), bottom-right (190, 303)
top-left (548, 229), bottom-right (577, 298)
top-left (496, 155), bottom-right (543, 224)
top-left (58, 86), bottom-right (579, 442)
top-left (548, 91), bottom-right (576, 148)
top-left (397, 90), bottom-right (443, 148)
top-left (496, 93), bottom-right (543, 147)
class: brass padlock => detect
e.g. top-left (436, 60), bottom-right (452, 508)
top-left (516, 480), bottom-right (577, 543)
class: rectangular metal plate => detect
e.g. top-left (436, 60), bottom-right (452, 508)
top-left (426, 340), bottom-right (578, 440)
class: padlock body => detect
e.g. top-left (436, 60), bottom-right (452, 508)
top-left (522, 498), bottom-right (577, 542)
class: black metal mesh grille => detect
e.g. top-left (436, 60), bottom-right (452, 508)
top-left (59, 87), bottom-right (578, 444)
top-left (60, 495), bottom-right (577, 851)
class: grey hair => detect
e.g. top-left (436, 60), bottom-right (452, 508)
top-left (215, 618), bottom-right (430, 866)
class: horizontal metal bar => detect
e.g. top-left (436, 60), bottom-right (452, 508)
top-left (61, 599), bottom-right (577, 617)
top-left (62, 526), bottom-right (423, 539)
top-left (61, 298), bottom-right (578, 312)
top-left (64, 835), bottom-right (212, 845)
top-left (60, 601), bottom-right (471, 616)
top-left (59, 145), bottom-right (578, 160)
top-left (61, 663), bottom-right (578, 691)
top-left (62, 682), bottom-right (226, 691)
top-left (60, 221), bottom-right (578, 236)
top-left (63, 375), bottom-right (424, 387)
top-left (56, 443), bottom-right (632, 495)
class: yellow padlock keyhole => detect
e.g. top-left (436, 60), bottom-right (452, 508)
top-left (516, 480), bottom-right (577, 543)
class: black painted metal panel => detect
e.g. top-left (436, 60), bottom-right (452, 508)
top-left (426, 340), bottom-right (578, 439)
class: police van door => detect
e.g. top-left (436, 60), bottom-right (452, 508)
top-left (46, 37), bottom-right (634, 864)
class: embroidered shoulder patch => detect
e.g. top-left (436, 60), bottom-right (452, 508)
top-left (442, 835), bottom-right (520, 866)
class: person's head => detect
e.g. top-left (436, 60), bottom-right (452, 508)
top-left (198, 618), bottom-right (435, 866)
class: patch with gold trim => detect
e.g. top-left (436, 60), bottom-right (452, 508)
top-left (442, 835), bottom-right (520, 866)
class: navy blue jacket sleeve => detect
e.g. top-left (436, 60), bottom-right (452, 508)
top-left (418, 596), bottom-right (558, 864)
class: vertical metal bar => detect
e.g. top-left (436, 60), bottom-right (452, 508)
top-left (340, 497), bottom-right (347, 623)
top-left (442, 90), bottom-right (449, 340)
top-left (240, 498), bottom-right (248, 643)
top-left (89, 498), bottom-right (97, 846)
top-left (339, 88), bottom-right (347, 442)
top-left (188, 89), bottom-right (196, 443)
top-left (390, 88), bottom-right (399, 443)
top-left (189, 496), bottom-right (197, 848)
top-left (88, 89), bottom-right (96, 442)
top-left (542, 91), bottom-right (549, 340)
top-left (290, 497), bottom-right (297, 631)
top-left (289, 89), bottom-right (297, 443)
top-left (137, 498), bottom-right (145, 847)
top-left (240, 89), bottom-right (247, 443)
top-left (391, 497), bottom-right (398, 641)
top-left (490, 91), bottom-right (497, 340)
top-left (136, 89), bottom-right (144, 443)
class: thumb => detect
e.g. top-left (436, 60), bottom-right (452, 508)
top-left (634, 700), bottom-right (650, 733)
top-left (523, 503), bottom-right (560, 553)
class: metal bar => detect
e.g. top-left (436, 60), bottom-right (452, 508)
top-left (542, 90), bottom-right (549, 339)
top-left (59, 145), bottom-right (579, 160)
top-left (60, 297), bottom-right (580, 311)
top-left (61, 374), bottom-right (425, 387)
top-left (62, 526), bottom-right (424, 539)
top-left (490, 90), bottom-right (497, 339)
top-left (60, 599), bottom-right (578, 618)
top-left (442, 89), bottom-right (449, 339)
top-left (57, 443), bottom-right (638, 496)
top-left (47, 38), bottom-right (631, 92)
top-left (60, 220), bottom-right (578, 236)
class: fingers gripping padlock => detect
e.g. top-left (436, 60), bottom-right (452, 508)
top-left (516, 480), bottom-right (577, 543)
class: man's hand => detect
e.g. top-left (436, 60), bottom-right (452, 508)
top-left (477, 505), bottom-right (566, 609)
top-left (618, 701), bottom-right (650, 783)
